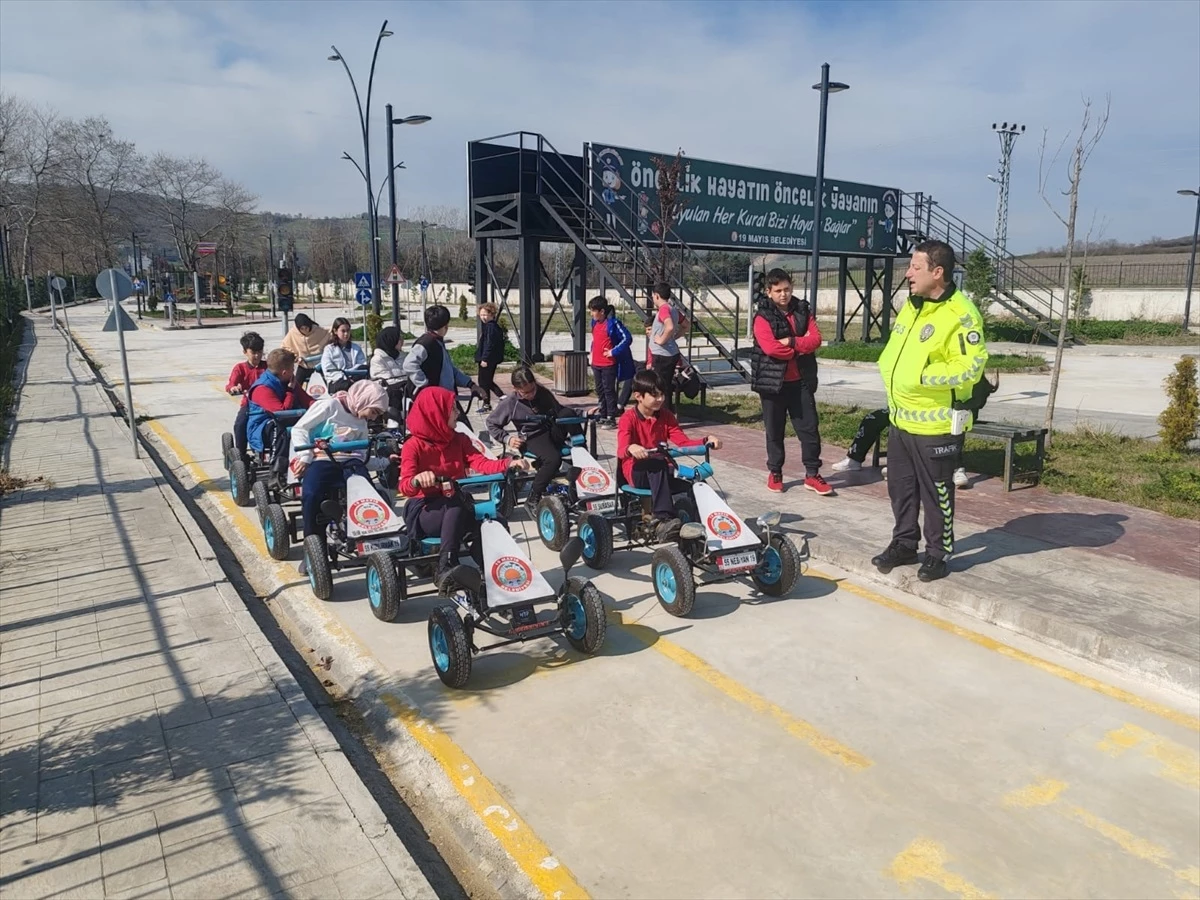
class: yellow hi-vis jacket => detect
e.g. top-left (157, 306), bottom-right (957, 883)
top-left (878, 288), bottom-right (989, 436)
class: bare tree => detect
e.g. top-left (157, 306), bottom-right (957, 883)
top-left (59, 116), bottom-right (136, 268)
top-left (6, 103), bottom-right (64, 276)
top-left (138, 153), bottom-right (255, 273)
top-left (649, 149), bottom-right (688, 284)
top-left (1037, 95), bottom-right (1110, 442)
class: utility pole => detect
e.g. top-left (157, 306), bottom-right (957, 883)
top-left (991, 122), bottom-right (1025, 289)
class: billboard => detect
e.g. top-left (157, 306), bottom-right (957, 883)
top-left (589, 143), bottom-right (899, 256)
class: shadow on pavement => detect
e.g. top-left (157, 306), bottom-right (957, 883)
top-left (953, 512), bottom-right (1128, 570)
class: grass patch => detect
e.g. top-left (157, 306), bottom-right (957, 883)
top-left (1, 317), bottom-right (26, 448)
top-left (676, 392), bottom-right (1200, 520)
top-left (448, 342), bottom-right (521, 376)
top-left (817, 341), bottom-right (1047, 372)
top-left (987, 316), bottom-right (1198, 346)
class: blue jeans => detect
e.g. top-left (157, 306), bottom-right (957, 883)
top-left (301, 459), bottom-right (367, 538)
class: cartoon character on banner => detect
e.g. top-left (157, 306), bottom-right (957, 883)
top-left (637, 192), bottom-right (650, 235)
top-left (596, 147), bottom-right (626, 230)
top-left (881, 190), bottom-right (898, 235)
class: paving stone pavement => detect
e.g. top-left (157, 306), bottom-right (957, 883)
top-left (1, 318), bottom-right (435, 898)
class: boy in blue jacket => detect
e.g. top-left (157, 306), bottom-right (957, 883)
top-left (588, 296), bottom-right (635, 429)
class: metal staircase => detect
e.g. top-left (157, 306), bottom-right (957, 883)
top-left (529, 134), bottom-right (751, 380)
top-left (902, 193), bottom-right (1070, 343)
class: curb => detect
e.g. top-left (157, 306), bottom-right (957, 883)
top-left (806, 538), bottom-right (1199, 701)
top-left (62, 324), bottom-right (554, 899)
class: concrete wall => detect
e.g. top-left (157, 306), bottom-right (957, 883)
top-left (257, 281), bottom-right (1191, 324)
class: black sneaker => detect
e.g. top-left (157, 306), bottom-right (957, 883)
top-left (871, 541), bottom-right (920, 573)
top-left (917, 556), bottom-right (949, 582)
top-left (654, 517), bottom-right (682, 543)
top-left (478, 404), bottom-right (492, 414)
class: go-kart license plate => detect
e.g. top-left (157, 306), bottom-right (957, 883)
top-left (585, 499), bottom-right (616, 513)
top-left (717, 549), bottom-right (758, 573)
top-left (358, 537), bottom-right (403, 554)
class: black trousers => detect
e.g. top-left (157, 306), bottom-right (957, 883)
top-left (593, 365), bottom-right (618, 419)
top-left (631, 457), bottom-right (686, 520)
top-left (524, 431), bottom-right (565, 499)
top-left (476, 362), bottom-right (504, 399)
top-left (651, 353), bottom-right (680, 410)
top-left (233, 404), bottom-right (249, 455)
top-left (886, 426), bottom-right (963, 561)
top-left (847, 408), bottom-right (890, 462)
top-left (403, 492), bottom-right (482, 573)
top-left (761, 382), bottom-right (822, 477)
top-left (617, 375), bottom-right (634, 410)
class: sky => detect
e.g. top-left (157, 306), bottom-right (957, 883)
top-left (1, 0), bottom-right (1197, 255)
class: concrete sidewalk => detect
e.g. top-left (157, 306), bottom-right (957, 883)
top-left (508, 372), bottom-right (1200, 699)
top-left (0, 318), bottom-right (436, 898)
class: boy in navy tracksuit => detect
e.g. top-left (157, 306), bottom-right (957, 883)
top-left (474, 302), bottom-right (505, 412)
top-left (588, 296), bottom-right (634, 429)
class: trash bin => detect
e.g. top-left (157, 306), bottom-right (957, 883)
top-left (552, 350), bottom-right (590, 396)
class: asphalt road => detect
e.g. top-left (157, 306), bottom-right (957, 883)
top-left (58, 302), bottom-right (1200, 899)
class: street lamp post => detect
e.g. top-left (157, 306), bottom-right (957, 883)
top-left (329, 20), bottom-right (392, 315)
top-left (386, 105), bottom-right (432, 327)
top-left (1179, 188), bottom-right (1200, 331)
top-left (810, 64), bottom-right (849, 341)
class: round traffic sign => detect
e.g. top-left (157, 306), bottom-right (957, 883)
top-left (51, 276), bottom-right (67, 291)
top-left (96, 268), bottom-right (135, 302)
top-left (307, 280), bottom-right (316, 290)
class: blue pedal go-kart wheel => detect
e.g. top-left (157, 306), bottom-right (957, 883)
top-left (536, 495), bottom-right (569, 552)
top-left (751, 533), bottom-right (802, 597)
top-left (428, 604), bottom-right (471, 688)
top-left (263, 503), bottom-right (290, 561)
top-left (365, 552), bottom-right (401, 622)
top-left (561, 576), bottom-right (606, 654)
top-left (577, 514), bottom-right (613, 570)
top-left (651, 544), bottom-right (695, 617)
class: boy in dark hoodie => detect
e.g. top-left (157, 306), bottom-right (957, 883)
top-left (485, 366), bottom-right (584, 508)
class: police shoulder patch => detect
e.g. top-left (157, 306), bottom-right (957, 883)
top-left (966, 330), bottom-right (981, 345)
top-left (919, 324), bottom-right (935, 342)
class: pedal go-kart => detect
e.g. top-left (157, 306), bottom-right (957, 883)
top-left (534, 442), bottom-right (709, 566)
top-left (490, 411), bottom-right (598, 522)
top-left (651, 483), bottom-right (807, 617)
top-left (221, 408), bottom-right (306, 510)
top-left (430, 522), bottom-right (606, 689)
top-left (261, 429), bottom-right (401, 563)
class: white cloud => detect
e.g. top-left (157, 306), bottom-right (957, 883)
top-left (1, 0), bottom-right (1196, 252)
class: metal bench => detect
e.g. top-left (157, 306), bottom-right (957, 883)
top-left (969, 421), bottom-right (1048, 492)
top-left (868, 420), bottom-right (1048, 492)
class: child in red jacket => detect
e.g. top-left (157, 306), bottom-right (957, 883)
top-left (400, 387), bottom-right (528, 583)
top-left (226, 332), bottom-right (266, 459)
top-left (616, 370), bottom-right (721, 541)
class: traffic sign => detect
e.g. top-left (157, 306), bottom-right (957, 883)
top-left (354, 272), bottom-right (372, 290)
top-left (132, 278), bottom-right (144, 292)
top-left (165, 292), bottom-right (176, 304)
top-left (307, 279), bottom-right (316, 290)
top-left (96, 268), bottom-right (135, 302)
top-left (386, 265), bottom-right (404, 285)
top-left (103, 304), bottom-right (139, 333)
top-left (51, 276), bottom-right (67, 292)
top-left (355, 288), bottom-right (373, 306)
top-left (419, 277), bottom-right (430, 291)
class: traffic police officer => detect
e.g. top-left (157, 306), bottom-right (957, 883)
top-left (871, 240), bottom-right (988, 582)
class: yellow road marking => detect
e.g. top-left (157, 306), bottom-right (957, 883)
top-left (1098, 724), bottom-right (1200, 789)
top-left (810, 568), bottom-right (1200, 733)
top-left (1004, 778), bottom-right (1199, 887)
top-left (617, 614), bottom-right (872, 771)
top-left (886, 838), bottom-right (995, 899)
top-left (380, 694), bottom-right (589, 899)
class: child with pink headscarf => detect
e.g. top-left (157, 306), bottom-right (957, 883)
top-left (290, 380), bottom-right (391, 569)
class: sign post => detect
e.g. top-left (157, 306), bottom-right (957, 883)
top-left (277, 266), bottom-right (294, 337)
top-left (51, 276), bottom-right (70, 334)
top-left (193, 271), bottom-right (202, 325)
top-left (97, 268), bottom-right (139, 458)
top-left (47, 271), bottom-right (57, 328)
top-left (23, 275), bottom-right (32, 312)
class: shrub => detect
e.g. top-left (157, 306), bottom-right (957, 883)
top-left (458, 293), bottom-right (469, 321)
top-left (365, 312), bottom-right (384, 347)
top-left (1158, 356), bottom-right (1199, 452)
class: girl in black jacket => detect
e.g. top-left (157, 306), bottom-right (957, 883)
top-left (474, 302), bottom-right (506, 412)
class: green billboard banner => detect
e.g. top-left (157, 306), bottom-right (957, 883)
top-left (590, 143), bottom-right (900, 256)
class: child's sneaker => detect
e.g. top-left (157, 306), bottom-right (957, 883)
top-left (953, 467), bottom-right (970, 488)
top-left (767, 472), bottom-right (784, 493)
top-left (831, 457), bottom-right (862, 472)
top-left (804, 474), bottom-right (834, 496)
top-left (478, 403), bottom-right (492, 414)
